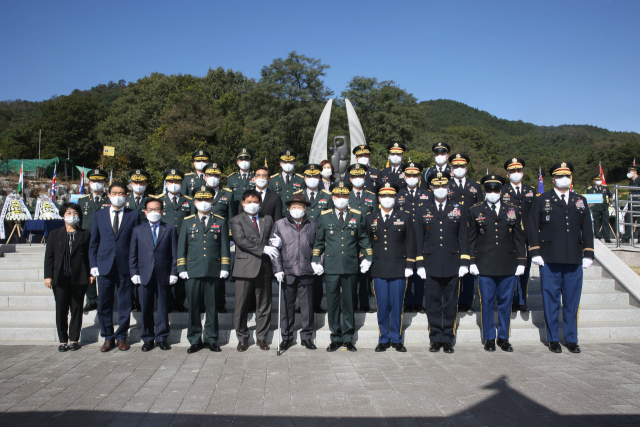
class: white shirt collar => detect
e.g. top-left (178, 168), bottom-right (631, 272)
top-left (335, 208), bottom-right (347, 217)
top-left (282, 171), bottom-right (293, 179)
top-left (382, 209), bottom-right (394, 218)
top-left (435, 199), bottom-right (447, 209)
top-left (554, 188), bottom-right (570, 200)
top-left (456, 177), bottom-right (466, 187)
top-left (487, 201), bottom-right (501, 211)
top-left (511, 182), bottom-right (521, 191)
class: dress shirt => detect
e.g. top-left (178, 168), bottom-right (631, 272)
top-left (455, 178), bottom-right (466, 188)
top-left (247, 213), bottom-right (260, 232)
top-left (554, 188), bottom-right (570, 203)
top-left (381, 209), bottom-right (394, 222)
top-left (256, 187), bottom-right (267, 202)
top-left (488, 201), bottom-right (501, 213)
top-left (306, 188), bottom-right (318, 200)
top-left (198, 212), bottom-right (211, 228)
top-left (435, 199), bottom-right (447, 211)
top-left (511, 182), bottom-right (522, 193)
top-left (149, 221), bottom-right (160, 239)
top-left (282, 172), bottom-right (294, 182)
top-left (110, 207), bottom-right (124, 228)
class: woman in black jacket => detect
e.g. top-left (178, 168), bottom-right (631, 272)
top-left (44, 202), bottom-right (93, 352)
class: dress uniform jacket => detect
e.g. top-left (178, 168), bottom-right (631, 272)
top-left (414, 199), bottom-right (471, 277)
top-left (349, 190), bottom-right (378, 216)
top-left (302, 189), bottom-right (333, 220)
top-left (365, 210), bottom-right (416, 278)
top-left (397, 187), bottom-right (431, 218)
top-left (211, 187), bottom-right (233, 220)
top-left (77, 194), bottom-right (110, 231)
top-left (527, 191), bottom-right (595, 264)
top-left (380, 166), bottom-right (407, 190)
top-left (156, 193), bottom-right (196, 235)
top-left (125, 193), bottom-right (148, 223)
top-left (586, 185), bottom-right (613, 212)
top-left (501, 183), bottom-right (537, 222)
top-left (448, 178), bottom-right (483, 207)
top-left (227, 171), bottom-right (256, 216)
top-left (312, 209), bottom-right (373, 274)
top-left (269, 172), bottom-right (305, 217)
top-left (344, 166), bottom-right (380, 193)
top-left (468, 202), bottom-right (527, 276)
top-left (177, 214), bottom-right (231, 277)
top-left (420, 165), bottom-right (452, 190)
top-left (181, 172), bottom-right (206, 198)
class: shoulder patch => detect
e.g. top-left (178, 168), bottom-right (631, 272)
top-left (321, 209), bottom-right (333, 215)
top-left (295, 173), bottom-right (304, 178)
top-left (227, 172), bottom-right (236, 178)
top-left (271, 173), bottom-right (279, 178)
top-left (185, 172), bottom-right (194, 176)
top-left (184, 214), bottom-right (196, 220)
top-left (293, 189), bottom-right (303, 195)
top-left (152, 193), bottom-right (165, 198)
top-left (79, 194), bottom-right (89, 199)
top-left (223, 187), bottom-right (233, 193)
top-left (321, 189), bottom-right (331, 195)
top-left (183, 195), bottom-right (193, 200)
top-left (349, 208), bottom-right (361, 215)
top-left (213, 214), bottom-right (224, 219)
top-left (471, 202), bottom-right (483, 208)
top-left (365, 190), bottom-right (375, 195)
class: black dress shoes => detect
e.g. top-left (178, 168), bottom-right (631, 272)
top-left (58, 344), bottom-right (68, 352)
top-left (497, 338), bottom-right (513, 352)
top-left (548, 341), bottom-right (562, 353)
top-left (344, 342), bottom-right (357, 352)
top-left (442, 343), bottom-right (454, 354)
top-left (301, 340), bottom-right (317, 350)
top-left (375, 343), bottom-right (390, 352)
top-left (280, 340), bottom-right (294, 351)
top-left (295, 308), bottom-right (301, 314)
top-left (67, 343), bottom-right (80, 351)
top-left (519, 305), bottom-right (530, 313)
top-left (187, 341), bottom-right (204, 354)
top-left (429, 342), bottom-right (442, 352)
top-left (209, 343), bottom-right (222, 352)
top-left (200, 307), bottom-right (206, 314)
top-left (567, 343), bottom-right (581, 353)
top-left (313, 306), bottom-right (326, 314)
top-left (327, 342), bottom-right (342, 352)
top-left (458, 304), bottom-right (472, 313)
top-left (605, 239), bottom-right (612, 243)
top-left (141, 341), bottom-right (154, 352)
top-left (621, 238), bottom-right (630, 243)
top-left (158, 341), bottom-right (171, 351)
top-left (366, 306), bottom-right (376, 313)
top-left (484, 339), bottom-right (496, 352)
top-left (392, 343), bottom-right (407, 353)
top-left (237, 341), bottom-right (248, 352)
top-left (83, 303), bottom-right (97, 314)
top-left (417, 305), bottom-right (426, 314)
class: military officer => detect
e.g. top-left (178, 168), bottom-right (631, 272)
top-left (181, 150), bottom-right (211, 197)
top-left (227, 148), bottom-right (256, 216)
top-left (366, 183), bottom-right (416, 353)
top-left (269, 150), bottom-right (305, 217)
top-left (414, 171), bottom-right (470, 354)
top-left (312, 182), bottom-right (373, 352)
top-left (156, 169), bottom-right (195, 313)
top-left (420, 142), bottom-right (452, 190)
top-left (380, 143), bottom-right (408, 190)
top-left (527, 162), bottom-right (594, 354)
top-left (468, 175), bottom-right (527, 352)
top-left (587, 174), bottom-right (614, 243)
top-left (125, 169), bottom-right (151, 223)
top-left (344, 144), bottom-right (380, 192)
top-left (77, 168), bottom-right (110, 314)
top-left (397, 162), bottom-right (431, 313)
top-left (502, 158), bottom-right (538, 313)
top-left (177, 186), bottom-right (230, 354)
top-left (621, 165), bottom-right (640, 243)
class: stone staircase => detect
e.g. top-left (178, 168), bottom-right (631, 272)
top-left (1, 243), bottom-right (639, 346)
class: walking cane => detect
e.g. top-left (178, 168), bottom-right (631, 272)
top-left (277, 276), bottom-right (282, 356)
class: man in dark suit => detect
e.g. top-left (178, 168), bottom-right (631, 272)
top-left (230, 189), bottom-right (278, 352)
top-left (240, 165), bottom-right (283, 222)
top-left (89, 182), bottom-right (141, 352)
top-left (129, 198), bottom-right (178, 352)
top-left (125, 169), bottom-right (151, 313)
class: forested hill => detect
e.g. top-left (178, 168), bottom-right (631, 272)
top-left (1, 52), bottom-right (638, 192)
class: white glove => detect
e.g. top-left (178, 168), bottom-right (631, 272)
top-left (275, 272), bottom-right (284, 283)
top-left (532, 256), bottom-right (545, 267)
top-left (220, 270), bottom-right (229, 279)
top-left (169, 275), bottom-right (178, 285)
top-left (417, 267), bottom-right (426, 280)
top-left (470, 264), bottom-right (479, 276)
top-left (360, 259), bottom-right (371, 274)
top-left (311, 262), bottom-right (324, 276)
top-left (459, 266), bottom-right (469, 277)
top-left (582, 258), bottom-right (593, 269)
top-left (131, 275), bottom-right (141, 285)
top-left (179, 272), bottom-right (189, 280)
top-left (405, 268), bottom-right (414, 278)
top-left (263, 245), bottom-right (279, 259)
top-left (515, 265), bottom-right (525, 276)
top-left (90, 267), bottom-right (99, 277)
top-left (269, 234), bottom-right (282, 249)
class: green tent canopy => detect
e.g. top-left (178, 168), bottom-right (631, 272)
top-left (2, 158), bottom-right (92, 179)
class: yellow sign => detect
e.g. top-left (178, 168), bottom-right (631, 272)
top-left (103, 146), bottom-right (115, 157)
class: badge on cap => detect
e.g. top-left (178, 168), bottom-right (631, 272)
top-left (136, 169), bottom-right (141, 174)
top-left (171, 169), bottom-right (176, 174)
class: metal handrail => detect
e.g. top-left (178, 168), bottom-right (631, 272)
top-left (614, 185), bottom-right (640, 248)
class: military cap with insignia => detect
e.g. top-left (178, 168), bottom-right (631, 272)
top-left (129, 169), bottom-right (150, 182)
top-left (193, 186), bottom-right (214, 199)
top-left (378, 182), bottom-right (400, 196)
top-left (629, 165), bottom-right (640, 172)
top-left (592, 174), bottom-right (603, 181)
top-left (353, 144), bottom-right (372, 156)
top-left (303, 164), bottom-right (321, 176)
top-left (164, 168), bottom-right (185, 180)
top-left (432, 142), bottom-right (451, 154)
top-left (480, 174), bottom-right (506, 188)
top-left (427, 170), bottom-right (451, 186)
top-left (235, 148), bottom-right (254, 159)
top-left (549, 162), bottom-right (573, 176)
top-left (401, 162), bottom-right (423, 175)
top-left (203, 163), bottom-right (224, 175)
top-left (387, 142), bottom-right (407, 153)
top-left (279, 150), bottom-right (297, 162)
top-left (504, 158), bottom-right (526, 170)
top-left (87, 169), bottom-right (109, 180)
top-left (448, 153), bottom-right (470, 165)
top-left (347, 163), bottom-right (368, 176)
top-left (330, 181), bottom-right (353, 194)
top-left (191, 150), bottom-right (211, 161)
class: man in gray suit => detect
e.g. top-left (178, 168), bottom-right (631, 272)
top-left (230, 189), bottom-right (279, 352)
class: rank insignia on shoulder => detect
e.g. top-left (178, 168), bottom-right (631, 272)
top-left (365, 190), bottom-right (375, 195)
top-left (213, 214), bottom-right (224, 219)
top-left (271, 173), bottom-right (279, 178)
top-left (293, 189), bottom-right (303, 194)
top-left (184, 214), bottom-right (196, 219)
top-left (349, 208), bottom-right (361, 215)
top-left (321, 209), bottom-right (332, 215)
top-left (321, 189), bottom-right (331, 195)
top-left (223, 187), bottom-right (233, 193)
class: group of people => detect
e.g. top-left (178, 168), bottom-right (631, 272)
top-left (43, 141), bottom-right (611, 356)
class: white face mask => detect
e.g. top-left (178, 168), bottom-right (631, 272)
top-left (110, 195), bottom-right (125, 207)
top-left (290, 208), bottom-right (305, 219)
top-left (351, 177), bottom-right (365, 188)
top-left (433, 188), bottom-right (448, 199)
top-left (131, 184), bottom-right (146, 194)
top-left (380, 197), bottom-right (395, 209)
top-left (357, 157), bottom-right (370, 166)
top-left (195, 201), bottom-right (212, 213)
top-left (434, 155), bottom-right (448, 166)
top-left (389, 155), bottom-right (403, 165)
top-left (255, 178), bottom-right (268, 188)
top-left (194, 161), bottom-right (207, 171)
top-left (509, 172), bottom-right (523, 183)
top-left (238, 161), bottom-right (250, 171)
top-left (146, 212), bottom-right (162, 222)
top-left (206, 176), bottom-right (220, 187)
top-left (628, 172), bottom-right (635, 179)
top-left (305, 177), bottom-right (319, 188)
top-left (64, 216), bottom-right (80, 225)
top-left (405, 177), bottom-right (419, 187)
top-left (554, 176), bottom-right (572, 189)
top-left (281, 163), bottom-right (294, 173)
top-left (332, 198), bottom-right (349, 210)
top-left (243, 202), bottom-right (260, 215)
top-left (321, 169), bottom-right (333, 179)
top-left (453, 168), bottom-right (466, 179)
top-left (594, 180), bottom-right (602, 186)
top-left (90, 182), bottom-right (105, 192)
top-left (166, 183), bottom-right (181, 194)
top-left (485, 192), bottom-right (501, 204)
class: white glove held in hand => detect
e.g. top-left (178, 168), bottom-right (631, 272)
top-left (405, 268), bottom-right (414, 278)
top-left (269, 234), bottom-right (282, 249)
top-left (179, 272), bottom-right (189, 280)
top-left (532, 256), bottom-right (545, 267)
top-left (417, 268), bottom-right (426, 280)
top-left (220, 270), bottom-right (229, 279)
top-left (275, 272), bottom-right (284, 283)
top-left (263, 245), bottom-right (279, 259)
top-left (470, 265), bottom-right (480, 276)
top-left (311, 262), bottom-right (324, 276)
top-left (360, 259), bottom-right (371, 274)
top-left (515, 266), bottom-right (526, 276)
top-left (131, 275), bottom-right (141, 285)
top-left (582, 258), bottom-right (593, 269)
top-left (169, 275), bottom-right (178, 285)
top-left (458, 266), bottom-right (469, 277)
top-left (91, 267), bottom-right (99, 277)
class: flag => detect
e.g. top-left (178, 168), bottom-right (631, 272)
top-left (634, 157), bottom-right (636, 167)
top-left (538, 166), bottom-right (544, 193)
top-left (599, 161), bottom-right (607, 185)
top-left (103, 146), bottom-right (115, 157)
top-left (17, 160), bottom-right (24, 195)
top-left (51, 164), bottom-right (57, 202)
top-left (264, 156), bottom-right (268, 167)
top-left (79, 168), bottom-right (85, 195)
top-left (109, 170), bottom-right (113, 187)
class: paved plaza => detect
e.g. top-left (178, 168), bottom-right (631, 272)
top-left (1, 343), bottom-right (640, 426)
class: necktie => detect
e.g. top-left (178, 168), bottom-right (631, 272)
top-left (384, 214), bottom-right (389, 223)
top-left (201, 215), bottom-right (207, 230)
top-left (357, 192), bottom-right (361, 202)
top-left (310, 192), bottom-right (315, 203)
top-left (112, 210), bottom-right (120, 236)
top-left (412, 190), bottom-right (416, 198)
top-left (172, 196), bottom-right (178, 209)
top-left (516, 187), bottom-right (520, 196)
top-left (95, 196), bottom-right (100, 205)
top-left (285, 174), bottom-right (290, 185)
top-left (492, 203), bottom-right (497, 215)
top-left (339, 211), bottom-right (344, 226)
top-left (152, 224), bottom-right (158, 246)
top-left (258, 191), bottom-right (263, 201)
top-left (242, 174), bottom-right (247, 184)
top-left (135, 196), bottom-right (141, 208)
top-left (438, 203), bottom-right (443, 213)
top-left (252, 216), bottom-right (259, 232)
top-left (561, 194), bottom-right (566, 206)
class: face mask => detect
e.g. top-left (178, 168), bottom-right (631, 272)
top-left (351, 178), bottom-right (365, 188)
top-left (321, 169), bottom-right (333, 179)
top-left (389, 155), bottom-right (402, 164)
top-left (290, 208), bottom-right (305, 219)
top-left (64, 216), bottom-right (80, 225)
top-left (305, 177), bottom-right (319, 188)
top-left (332, 198), bottom-right (349, 209)
top-left (434, 155), bottom-right (448, 166)
top-left (90, 182), bottom-right (104, 192)
top-left (194, 161), bottom-right (207, 171)
top-left (166, 183), bottom-right (181, 194)
top-left (131, 184), bottom-right (146, 194)
top-left (357, 157), bottom-right (370, 166)
top-left (453, 168), bottom-right (466, 178)
top-left (255, 178), bottom-right (268, 188)
top-left (243, 202), bottom-right (260, 215)
top-left (433, 188), bottom-right (448, 199)
top-left (238, 161), bottom-right (250, 171)
top-left (206, 176), bottom-right (220, 187)
top-left (380, 197), bottom-right (396, 209)
top-left (405, 177), bottom-right (419, 187)
top-left (110, 195), bottom-right (125, 207)
top-left (281, 163), bottom-right (294, 173)
top-left (509, 173), bottom-right (523, 183)
top-left (195, 201), bottom-right (212, 212)
top-left (554, 177), bottom-right (572, 189)
top-left (594, 180), bottom-right (602, 186)
top-left (485, 192), bottom-right (501, 203)
top-left (146, 212), bottom-right (162, 222)
top-left (628, 172), bottom-right (635, 179)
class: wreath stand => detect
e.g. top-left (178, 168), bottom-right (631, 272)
top-left (6, 223), bottom-right (23, 243)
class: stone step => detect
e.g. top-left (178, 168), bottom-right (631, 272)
top-left (0, 269), bottom-right (41, 280)
top-left (0, 258), bottom-right (43, 269)
top-left (3, 252), bottom-right (46, 258)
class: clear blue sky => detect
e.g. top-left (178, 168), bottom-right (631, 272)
top-left (1, 0), bottom-right (638, 132)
